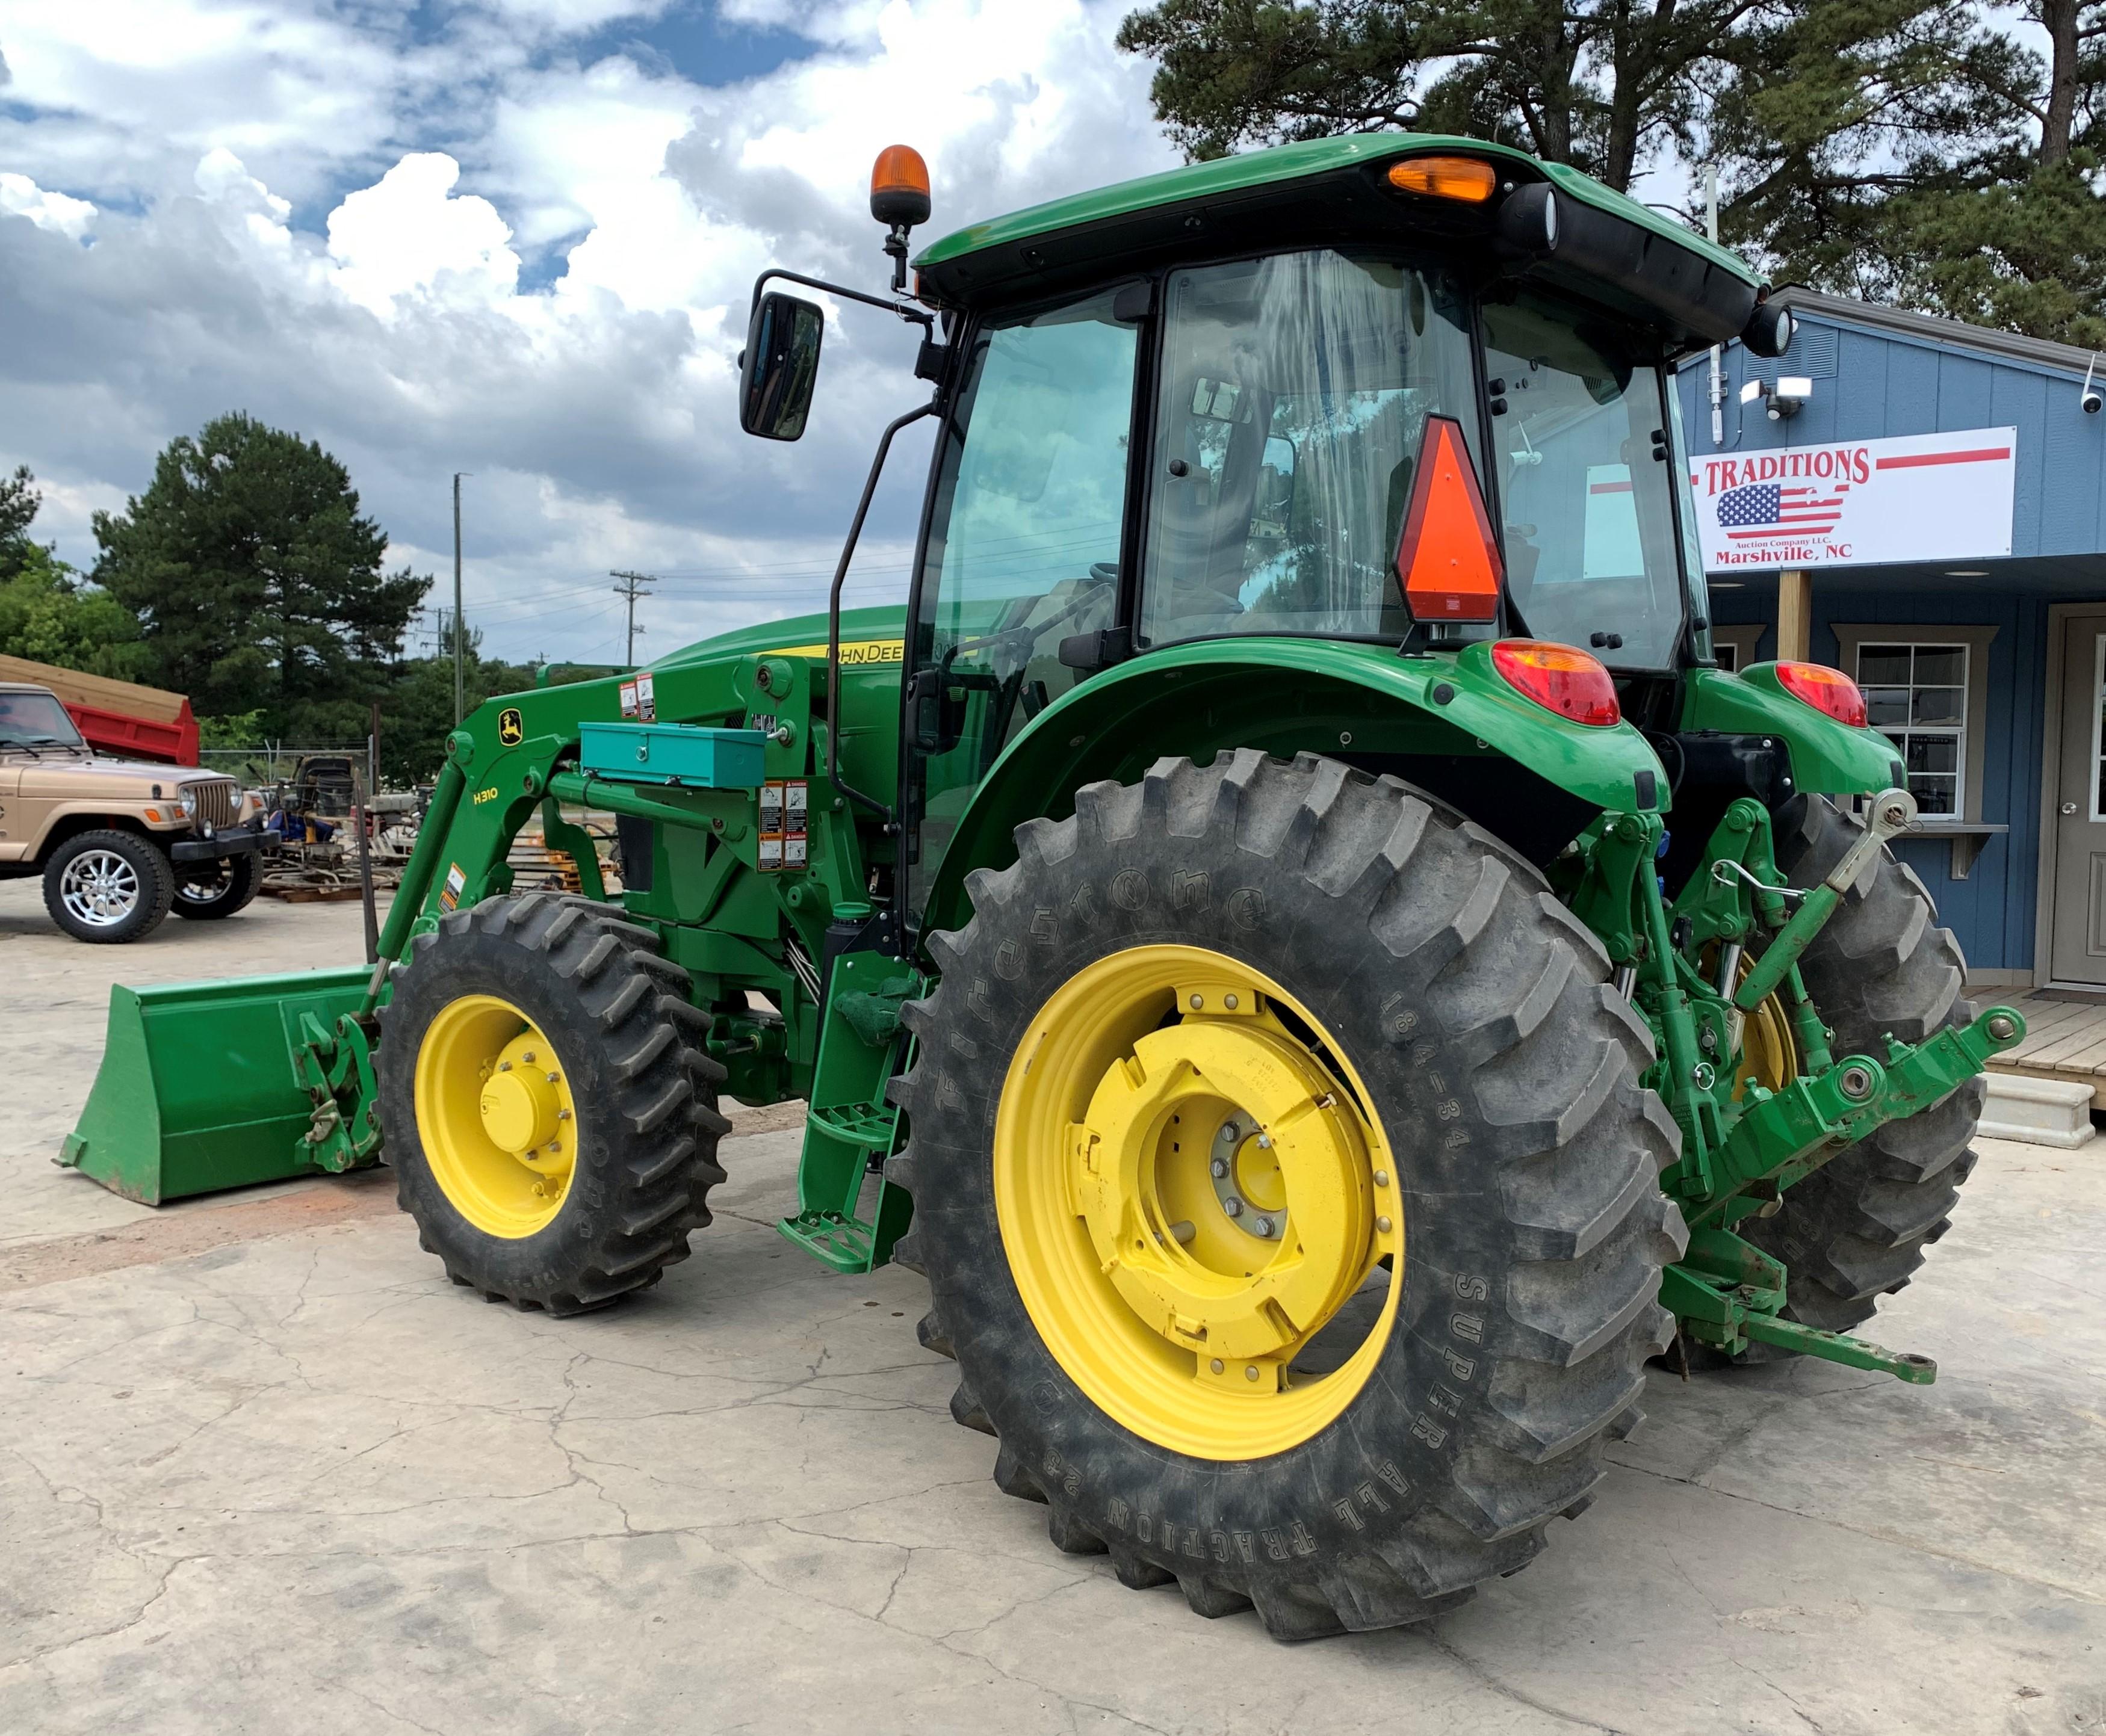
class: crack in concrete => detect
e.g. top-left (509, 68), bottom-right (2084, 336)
top-left (1422, 1628), bottom-right (1629, 1734)
top-left (1615, 1459), bottom-right (2106, 1605)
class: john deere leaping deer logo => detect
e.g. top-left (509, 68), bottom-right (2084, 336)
top-left (497, 708), bottom-right (524, 746)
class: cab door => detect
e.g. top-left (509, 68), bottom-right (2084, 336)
top-left (900, 283), bottom-right (1145, 913)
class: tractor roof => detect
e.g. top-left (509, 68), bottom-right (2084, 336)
top-left (914, 134), bottom-right (1764, 350)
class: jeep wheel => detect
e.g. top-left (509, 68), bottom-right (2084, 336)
top-left (43, 829), bottom-right (175, 944)
top-left (172, 853), bottom-right (263, 920)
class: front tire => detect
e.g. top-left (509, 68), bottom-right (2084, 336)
top-left (43, 829), bottom-right (175, 944)
top-left (380, 892), bottom-right (730, 1314)
top-left (172, 852), bottom-right (262, 919)
top-left (890, 752), bottom-right (1684, 1639)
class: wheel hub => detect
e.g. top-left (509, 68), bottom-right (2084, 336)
top-left (478, 1034), bottom-right (564, 1155)
top-left (1063, 968), bottom-right (1386, 1396)
top-left (414, 996), bottom-right (578, 1237)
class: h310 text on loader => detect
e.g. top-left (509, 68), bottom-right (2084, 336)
top-left (65, 136), bottom-right (2021, 1640)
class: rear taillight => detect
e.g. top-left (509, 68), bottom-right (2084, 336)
top-left (1774, 661), bottom-right (1868, 727)
top-left (1490, 640), bottom-right (1621, 727)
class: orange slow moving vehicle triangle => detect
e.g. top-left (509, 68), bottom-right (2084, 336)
top-left (1395, 415), bottom-right (1502, 623)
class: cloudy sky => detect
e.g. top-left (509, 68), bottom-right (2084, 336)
top-left (0, 0), bottom-right (1179, 666)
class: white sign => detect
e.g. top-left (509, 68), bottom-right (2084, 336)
top-left (1689, 426), bottom-right (2016, 572)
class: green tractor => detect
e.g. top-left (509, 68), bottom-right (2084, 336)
top-left (65, 135), bottom-right (2024, 1640)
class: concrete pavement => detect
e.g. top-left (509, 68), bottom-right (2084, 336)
top-left (2, 877), bottom-right (2102, 1734)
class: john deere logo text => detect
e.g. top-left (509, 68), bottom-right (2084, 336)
top-left (768, 640), bottom-right (905, 666)
top-left (498, 708), bottom-right (524, 746)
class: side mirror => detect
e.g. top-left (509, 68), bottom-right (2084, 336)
top-left (740, 292), bottom-right (825, 442)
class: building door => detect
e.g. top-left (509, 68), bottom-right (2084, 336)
top-left (2049, 611), bottom-right (2106, 984)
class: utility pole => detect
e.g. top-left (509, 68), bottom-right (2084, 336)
top-left (451, 473), bottom-right (469, 723)
top-left (1705, 166), bottom-right (1725, 448)
top-left (610, 570), bottom-right (656, 665)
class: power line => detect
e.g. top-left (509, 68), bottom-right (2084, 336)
top-left (610, 569), bottom-right (656, 665)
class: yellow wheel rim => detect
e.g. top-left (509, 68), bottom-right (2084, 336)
top-left (994, 944), bottom-right (1401, 1461)
top-left (415, 993), bottom-right (580, 1238)
top-left (1729, 958), bottom-right (1799, 1100)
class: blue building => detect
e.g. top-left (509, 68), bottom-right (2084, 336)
top-left (1674, 289), bottom-right (2106, 990)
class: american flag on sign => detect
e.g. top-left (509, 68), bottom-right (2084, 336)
top-left (1717, 480), bottom-right (1849, 542)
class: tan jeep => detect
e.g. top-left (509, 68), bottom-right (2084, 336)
top-left (0, 682), bottom-right (268, 942)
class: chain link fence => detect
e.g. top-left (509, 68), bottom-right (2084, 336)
top-left (195, 744), bottom-right (376, 791)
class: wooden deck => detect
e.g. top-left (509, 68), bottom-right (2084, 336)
top-left (1983, 989), bottom-right (2106, 1105)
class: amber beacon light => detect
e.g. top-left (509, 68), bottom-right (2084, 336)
top-left (870, 144), bottom-right (932, 227)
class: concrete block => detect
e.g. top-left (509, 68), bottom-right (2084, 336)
top-left (1981, 1072), bottom-right (2098, 1148)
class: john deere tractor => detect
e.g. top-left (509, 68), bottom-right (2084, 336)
top-left (66, 136), bottom-right (2022, 1640)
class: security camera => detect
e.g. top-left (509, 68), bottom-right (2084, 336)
top-left (2084, 355), bottom-right (2102, 414)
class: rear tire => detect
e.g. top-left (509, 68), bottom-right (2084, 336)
top-left (43, 829), bottom-right (174, 944)
top-left (890, 752), bottom-right (1685, 1639)
top-left (1739, 794), bottom-right (1983, 1338)
top-left (379, 892), bottom-right (730, 1314)
top-left (172, 853), bottom-right (262, 919)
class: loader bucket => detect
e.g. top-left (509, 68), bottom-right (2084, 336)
top-left (58, 966), bottom-right (374, 1205)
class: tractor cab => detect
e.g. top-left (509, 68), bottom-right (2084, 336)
top-left (740, 137), bottom-right (1801, 918)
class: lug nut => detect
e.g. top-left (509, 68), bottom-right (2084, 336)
top-left (1225, 1197), bottom-right (1243, 1218)
top-left (1224, 993), bottom-right (1239, 1010)
top-left (1210, 1157), bottom-right (1228, 1178)
top-left (1374, 1170), bottom-right (1390, 1188)
top-left (1220, 1124), bottom-right (1237, 1141)
top-left (1245, 1365), bottom-right (1260, 1382)
top-left (498, 1061), bottom-right (511, 1072)
top-left (1254, 1217), bottom-right (1273, 1236)
top-left (1256, 1134), bottom-right (1272, 1149)
top-left (1377, 1215), bottom-right (1394, 1234)
top-left (1189, 993), bottom-right (1204, 1009)
top-left (1210, 1358), bottom-right (1224, 1374)
top-left (523, 1051), bottom-right (536, 1063)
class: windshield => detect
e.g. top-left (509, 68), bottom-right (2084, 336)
top-left (1481, 292), bottom-right (1688, 667)
top-left (1139, 250), bottom-right (1479, 645)
top-left (0, 691), bottom-right (85, 748)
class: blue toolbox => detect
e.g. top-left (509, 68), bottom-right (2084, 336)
top-left (577, 721), bottom-right (768, 789)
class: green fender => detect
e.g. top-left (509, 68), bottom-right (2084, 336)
top-left (924, 636), bottom-right (1667, 935)
top-left (1680, 664), bottom-right (1903, 794)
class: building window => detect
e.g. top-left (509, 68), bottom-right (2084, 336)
top-left (1856, 642), bottom-right (1966, 816)
top-left (1715, 642), bottom-right (1738, 672)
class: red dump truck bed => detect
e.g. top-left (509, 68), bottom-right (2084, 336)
top-left (0, 654), bottom-right (199, 765)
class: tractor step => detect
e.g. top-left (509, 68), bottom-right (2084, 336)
top-left (778, 1095), bottom-right (900, 1271)
top-left (777, 1206), bottom-right (880, 1272)
top-left (779, 950), bottom-right (924, 1276)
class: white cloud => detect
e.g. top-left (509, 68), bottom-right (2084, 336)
top-left (0, 172), bottom-right (96, 240)
top-left (0, 0), bottom-right (1175, 666)
top-left (328, 153), bottom-right (523, 314)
